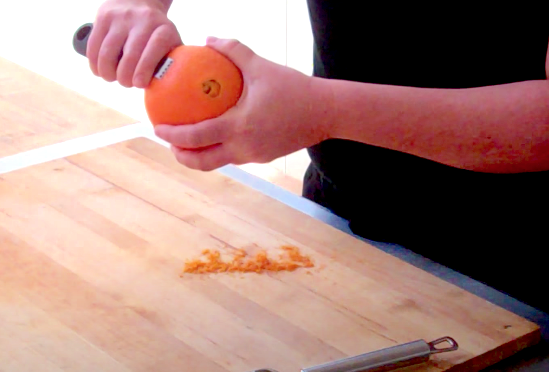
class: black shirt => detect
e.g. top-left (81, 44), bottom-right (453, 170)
top-left (304, 1), bottom-right (549, 311)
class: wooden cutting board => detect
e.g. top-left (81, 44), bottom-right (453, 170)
top-left (0, 56), bottom-right (136, 158)
top-left (0, 137), bottom-right (540, 372)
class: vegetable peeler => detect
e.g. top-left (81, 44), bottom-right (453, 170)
top-left (249, 336), bottom-right (458, 372)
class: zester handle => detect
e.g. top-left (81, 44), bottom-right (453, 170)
top-left (73, 23), bottom-right (93, 57)
top-left (301, 337), bottom-right (458, 372)
top-left (72, 23), bottom-right (178, 78)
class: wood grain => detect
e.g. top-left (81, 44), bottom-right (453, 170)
top-left (0, 137), bottom-right (540, 372)
top-left (0, 56), bottom-right (136, 158)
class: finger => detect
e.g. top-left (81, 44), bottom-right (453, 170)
top-left (171, 144), bottom-right (230, 171)
top-left (116, 26), bottom-right (155, 87)
top-left (154, 118), bottom-right (230, 149)
top-left (134, 24), bottom-right (182, 88)
top-left (97, 29), bottom-right (128, 82)
top-left (205, 37), bottom-right (256, 72)
top-left (86, 19), bottom-right (109, 76)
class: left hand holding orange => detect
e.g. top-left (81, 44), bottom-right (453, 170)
top-left (154, 37), bottom-right (333, 171)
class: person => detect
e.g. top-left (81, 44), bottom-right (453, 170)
top-left (87, 0), bottom-right (549, 312)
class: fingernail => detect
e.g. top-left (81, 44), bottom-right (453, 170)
top-left (206, 36), bottom-right (218, 45)
top-left (153, 126), bottom-right (165, 138)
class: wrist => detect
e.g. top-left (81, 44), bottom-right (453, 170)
top-left (308, 75), bottom-right (338, 142)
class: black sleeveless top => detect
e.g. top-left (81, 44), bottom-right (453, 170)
top-left (305, 2), bottom-right (549, 311)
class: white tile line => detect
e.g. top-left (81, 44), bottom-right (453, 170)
top-left (0, 120), bottom-right (349, 237)
top-left (0, 122), bottom-right (157, 174)
top-left (0, 120), bottom-right (342, 228)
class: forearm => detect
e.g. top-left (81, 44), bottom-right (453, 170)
top-left (316, 78), bottom-right (549, 173)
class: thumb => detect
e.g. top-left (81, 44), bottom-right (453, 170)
top-left (205, 36), bottom-right (255, 71)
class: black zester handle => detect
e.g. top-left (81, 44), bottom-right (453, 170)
top-left (73, 23), bottom-right (93, 57)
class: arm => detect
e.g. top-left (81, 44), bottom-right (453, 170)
top-left (317, 43), bottom-right (549, 173)
top-left (152, 38), bottom-right (549, 173)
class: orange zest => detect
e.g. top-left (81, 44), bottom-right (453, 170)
top-left (181, 245), bottom-right (314, 275)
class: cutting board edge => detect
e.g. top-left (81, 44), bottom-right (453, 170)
top-left (447, 327), bottom-right (542, 372)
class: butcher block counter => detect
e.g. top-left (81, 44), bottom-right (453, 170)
top-left (1, 57), bottom-right (549, 372)
top-left (0, 57), bottom-right (136, 158)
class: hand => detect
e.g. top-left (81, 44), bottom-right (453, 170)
top-left (154, 37), bottom-right (333, 171)
top-left (87, 0), bottom-right (182, 88)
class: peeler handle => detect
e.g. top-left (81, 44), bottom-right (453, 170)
top-left (73, 23), bottom-right (93, 57)
top-left (301, 337), bottom-right (458, 372)
top-left (71, 22), bottom-right (179, 79)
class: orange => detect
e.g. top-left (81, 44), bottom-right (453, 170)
top-left (144, 45), bottom-right (244, 126)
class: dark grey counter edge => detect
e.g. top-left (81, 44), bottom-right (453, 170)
top-left (218, 164), bottom-right (549, 371)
